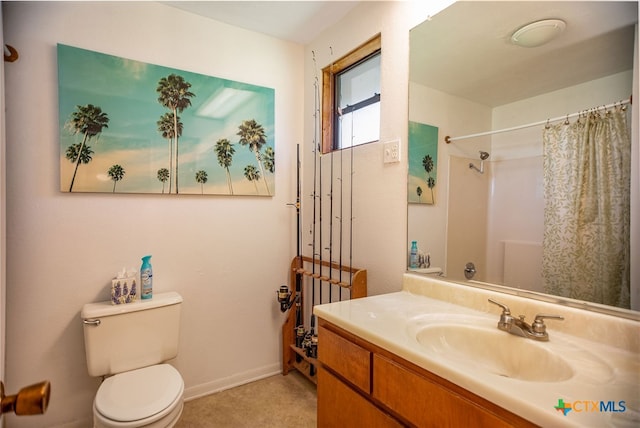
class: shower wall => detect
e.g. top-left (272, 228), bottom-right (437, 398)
top-left (446, 155), bottom-right (543, 288)
top-left (447, 72), bottom-right (633, 289)
top-left (485, 156), bottom-right (543, 290)
top-left (445, 155), bottom-right (489, 282)
top-left (485, 71), bottom-right (633, 291)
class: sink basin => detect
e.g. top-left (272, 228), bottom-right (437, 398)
top-left (415, 323), bottom-right (574, 382)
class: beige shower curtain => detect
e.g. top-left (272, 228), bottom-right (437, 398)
top-left (542, 106), bottom-right (631, 308)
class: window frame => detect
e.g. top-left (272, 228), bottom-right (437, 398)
top-left (322, 34), bottom-right (381, 154)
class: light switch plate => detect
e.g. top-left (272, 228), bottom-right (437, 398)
top-left (383, 140), bottom-right (400, 163)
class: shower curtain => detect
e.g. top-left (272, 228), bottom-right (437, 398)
top-left (542, 106), bottom-right (631, 308)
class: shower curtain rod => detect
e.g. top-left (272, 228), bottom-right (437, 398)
top-left (444, 96), bottom-right (632, 144)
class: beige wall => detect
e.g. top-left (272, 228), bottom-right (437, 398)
top-left (3, 2), bottom-right (302, 426)
top-left (2, 0), bottom-right (460, 425)
top-left (5, 1), bottom-right (634, 426)
top-left (303, 1), bottom-right (450, 298)
top-left (408, 83), bottom-right (492, 276)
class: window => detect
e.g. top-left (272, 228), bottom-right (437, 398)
top-left (322, 34), bottom-right (381, 153)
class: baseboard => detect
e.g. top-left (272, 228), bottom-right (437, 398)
top-left (183, 362), bottom-right (281, 401)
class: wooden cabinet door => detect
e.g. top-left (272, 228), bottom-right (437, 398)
top-left (318, 367), bottom-right (403, 428)
top-left (373, 355), bottom-right (515, 428)
top-left (318, 325), bottom-right (371, 393)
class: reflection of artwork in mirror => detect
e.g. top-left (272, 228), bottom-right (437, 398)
top-left (408, 121), bottom-right (438, 204)
top-left (58, 44), bottom-right (275, 196)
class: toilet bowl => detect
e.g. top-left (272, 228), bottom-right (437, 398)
top-left (93, 364), bottom-right (184, 428)
top-left (82, 292), bottom-right (184, 428)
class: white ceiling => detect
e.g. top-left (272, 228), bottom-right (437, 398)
top-left (165, 1), bottom-right (638, 107)
top-left (163, 1), bottom-right (361, 45)
top-left (410, 1), bottom-right (638, 107)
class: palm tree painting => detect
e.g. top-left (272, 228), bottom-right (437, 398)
top-left (408, 121), bottom-right (438, 204)
top-left (422, 154), bottom-right (436, 204)
top-left (58, 44), bottom-right (275, 195)
top-left (195, 170), bottom-right (208, 194)
top-left (157, 168), bottom-right (170, 194)
top-left (156, 112), bottom-right (183, 194)
top-left (65, 104), bottom-right (109, 192)
top-left (156, 75), bottom-right (194, 194)
top-left (214, 138), bottom-right (235, 195)
top-left (263, 146), bottom-right (275, 174)
top-left (237, 119), bottom-right (271, 196)
top-left (243, 165), bottom-right (261, 194)
top-left (65, 142), bottom-right (94, 188)
top-left (107, 164), bottom-right (125, 192)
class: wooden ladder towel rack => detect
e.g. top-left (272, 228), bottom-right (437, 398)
top-left (282, 256), bottom-right (367, 384)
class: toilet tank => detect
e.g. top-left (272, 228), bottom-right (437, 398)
top-left (81, 292), bottom-right (183, 377)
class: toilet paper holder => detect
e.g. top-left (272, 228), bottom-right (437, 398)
top-left (0, 380), bottom-right (50, 416)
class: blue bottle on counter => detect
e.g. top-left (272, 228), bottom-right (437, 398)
top-left (410, 241), bottom-right (418, 268)
top-left (141, 255), bottom-right (153, 299)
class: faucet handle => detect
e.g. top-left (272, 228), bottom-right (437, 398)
top-left (532, 314), bottom-right (564, 334)
top-left (488, 298), bottom-right (511, 315)
top-left (488, 299), bottom-right (513, 330)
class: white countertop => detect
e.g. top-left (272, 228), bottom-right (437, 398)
top-left (314, 274), bottom-right (639, 427)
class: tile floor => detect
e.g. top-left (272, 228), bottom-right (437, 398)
top-left (175, 371), bottom-right (317, 427)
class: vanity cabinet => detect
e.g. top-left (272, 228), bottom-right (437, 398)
top-left (318, 368), bottom-right (403, 427)
top-left (317, 319), bottom-right (537, 427)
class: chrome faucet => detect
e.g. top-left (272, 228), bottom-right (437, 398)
top-left (488, 299), bottom-right (563, 341)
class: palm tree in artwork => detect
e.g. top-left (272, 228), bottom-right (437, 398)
top-left (107, 164), bottom-right (125, 193)
top-left (238, 119), bottom-right (270, 195)
top-left (422, 154), bottom-right (436, 204)
top-left (156, 74), bottom-right (195, 194)
top-left (416, 186), bottom-right (423, 203)
top-left (157, 168), bottom-right (170, 194)
top-left (195, 170), bottom-right (208, 195)
top-left (243, 165), bottom-right (261, 194)
top-left (66, 104), bottom-right (109, 192)
top-left (263, 146), bottom-right (275, 174)
top-left (427, 176), bottom-right (436, 203)
top-left (214, 138), bottom-right (235, 195)
top-left (157, 112), bottom-right (183, 194)
top-left (65, 143), bottom-right (94, 189)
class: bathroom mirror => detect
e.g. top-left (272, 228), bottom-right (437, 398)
top-left (408, 1), bottom-right (638, 317)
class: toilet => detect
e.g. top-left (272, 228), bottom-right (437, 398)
top-left (81, 292), bottom-right (184, 428)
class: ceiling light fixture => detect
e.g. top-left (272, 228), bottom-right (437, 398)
top-left (511, 19), bottom-right (566, 48)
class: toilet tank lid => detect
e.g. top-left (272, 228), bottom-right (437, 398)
top-left (81, 291), bottom-right (183, 319)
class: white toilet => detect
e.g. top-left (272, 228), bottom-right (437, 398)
top-left (81, 292), bottom-right (185, 428)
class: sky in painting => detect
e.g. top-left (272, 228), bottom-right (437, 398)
top-left (58, 44), bottom-right (275, 195)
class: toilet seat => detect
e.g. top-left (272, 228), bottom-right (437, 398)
top-left (94, 364), bottom-right (184, 426)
